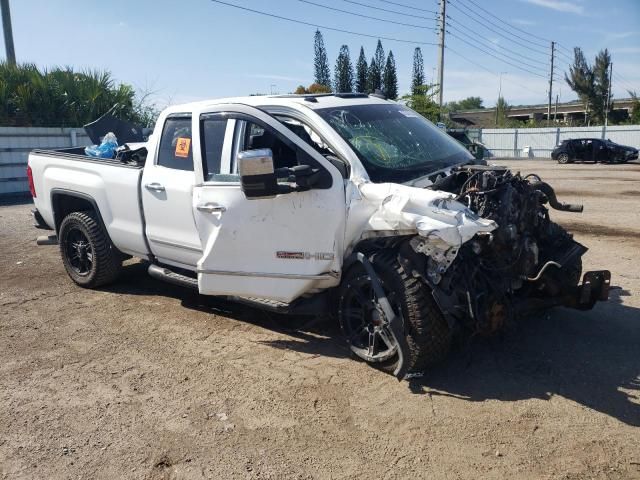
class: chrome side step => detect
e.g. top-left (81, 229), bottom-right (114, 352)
top-left (148, 264), bottom-right (198, 290)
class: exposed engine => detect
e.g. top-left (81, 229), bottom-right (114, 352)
top-left (401, 165), bottom-right (604, 334)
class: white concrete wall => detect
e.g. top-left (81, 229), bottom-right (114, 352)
top-left (481, 125), bottom-right (640, 158)
top-left (0, 127), bottom-right (91, 196)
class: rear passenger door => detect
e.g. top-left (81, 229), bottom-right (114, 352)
top-left (141, 114), bottom-right (202, 269)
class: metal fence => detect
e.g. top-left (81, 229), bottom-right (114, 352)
top-left (1, 124), bottom-right (639, 197)
top-left (0, 127), bottom-right (91, 197)
top-left (481, 125), bottom-right (640, 158)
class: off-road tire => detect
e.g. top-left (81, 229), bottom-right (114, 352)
top-left (557, 153), bottom-right (570, 164)
top-left (59, 211), bottom-right (122, 288)
top-left (338, 249), bottom-right (452, 374)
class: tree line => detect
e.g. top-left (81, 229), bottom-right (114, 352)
top-left (0, 62), bottom-right (157, 128)
top-left (297, 31), bottom-right (486, 124)
top-left (296, 30), bottom-right (400, 99)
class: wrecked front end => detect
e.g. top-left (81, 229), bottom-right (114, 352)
top-left (357, 164), bottom-right (610, 338)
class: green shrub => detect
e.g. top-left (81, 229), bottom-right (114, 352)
top-left (0, 62), bottom-right (157, 127)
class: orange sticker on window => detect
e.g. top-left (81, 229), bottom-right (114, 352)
top-left (175, 137), bottom-right (191, 158)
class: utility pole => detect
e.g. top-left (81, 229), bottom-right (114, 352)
top-left (1, 0), bottom-right (16, 65)
top-left (554, 94), bottom-right (559, 123)
top-left (604, 62), bottom-right (613, 127)
top-left (495, 72), bottom-right (506, 127)
top-left (546, 41), bottom-right (555, 126)
top-left (436, 0), bottom-right (446, 118)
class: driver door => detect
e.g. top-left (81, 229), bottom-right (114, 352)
top-left (191, 104), bottom-right (346, 303)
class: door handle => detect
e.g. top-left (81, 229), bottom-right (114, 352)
top-left (145, 182), bottom-right (165, 192)
top-left (197, 203), bottom-right (226, 214)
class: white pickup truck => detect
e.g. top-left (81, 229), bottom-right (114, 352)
top-left (28, 93), bottom-right (610, 378)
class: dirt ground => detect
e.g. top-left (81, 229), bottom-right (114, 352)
top-left (1, 159), bottom-right (639, 479)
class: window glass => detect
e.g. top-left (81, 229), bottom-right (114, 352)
top-left (240, 120), bottom-right (299, 170)
top-left (202, 118), bottom-right (228, 181)
top-left (157, 117), bottom-right (193, 171)
top-left (276, 116), bottom-right (336, 157)
top-left (316, 104), bottom-right (472, 183)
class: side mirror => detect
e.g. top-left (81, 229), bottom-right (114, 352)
top-left (238, 149), bottom-right (278, 199)
top-left (237, 149), bottom-right (322, 200)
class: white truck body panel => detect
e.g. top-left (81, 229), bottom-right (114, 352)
top-left (29, 152), bottom-right (148, 258)
top-left (190, 103), bottom-right (345, 302)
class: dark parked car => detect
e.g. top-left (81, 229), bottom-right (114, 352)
top-left (551, 138), bottom-right (639, 164)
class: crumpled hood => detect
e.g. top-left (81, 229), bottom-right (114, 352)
top-left (359, 182), bottom-right (497, 247)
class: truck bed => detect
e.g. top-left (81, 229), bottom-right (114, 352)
top-left (29, 148), bottom-right (148, 259)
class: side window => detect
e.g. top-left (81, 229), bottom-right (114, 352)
top-left (201, 118), bottom-right (229, 181)
top-left (239, 120), bottom-right (299, 170)
top-left (276, 116), bottom-right (336, 157)
top-left (157, 117), bottom-right (193, 171)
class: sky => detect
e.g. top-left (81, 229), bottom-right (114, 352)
top-left (2, 0), bottom-right (639, 109)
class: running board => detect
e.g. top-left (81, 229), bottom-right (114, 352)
top-left (148, 264), bottom-right (198, 290)
top-left (148, 264), bottom-right (329, 316)
top-left (228, 296), bottom-right (290, 313)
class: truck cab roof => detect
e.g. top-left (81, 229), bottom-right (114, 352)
top-left (161, 93), bottom-right (392, 116)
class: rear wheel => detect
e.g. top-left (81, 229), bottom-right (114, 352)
top-left (59, 211), bottom-right (122, 288)
top-left (338, 250), bottom-right (451, 374)
top-left (557, 153), bottom-right (570, 164)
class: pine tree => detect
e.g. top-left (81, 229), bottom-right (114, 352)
top-left (313, 30), bottom-right (332, 90)
top-left (411, 47), bottom-right (425, 95)
top-left (565, 47), bottom-right (594, 123)
top-left (383, 51), bottom-right (398, 100)
top-left (592, 48), bottom-right (612, 123)
top-left (367, 57), bottom-right (382, 93)
top-left (355, 47), bottom-right (368, 93)
top-left (367, 40), bottom-right (385, 93)
top-left (334, 45), bottom-right (354, 93)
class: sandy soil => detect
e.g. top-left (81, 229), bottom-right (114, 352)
top-left (1, 159), bottom-right (639, 479)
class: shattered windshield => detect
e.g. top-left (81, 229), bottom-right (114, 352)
top-left (316, 103), bottom-right (473, 183)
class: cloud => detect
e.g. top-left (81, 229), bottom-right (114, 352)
top-left (522, 0), bottom-right (584, 14)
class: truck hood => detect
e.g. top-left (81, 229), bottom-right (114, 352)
top-left (357, 182), bottom-right (497, 247)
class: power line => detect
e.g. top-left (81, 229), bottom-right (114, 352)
top-left (446, 20), bottom-right (549, 68)
top-left (341, 0), bottom-right (437, 21)
top-left (455, 0), bottom-right (549, 50)
top-left (210, 0), bottom-right (438, 45)
top-left (371, 0), bottom-right (437, 14)
top-left (613, 72), bottom-right (637, 94)
top-left (555, 49), bottom-right (574, 63)
top-left (556, 43), bottom-right (574, 55)
top-left (448, 1), bottom-right (549, 57)
top-left (457, 0), bottom-right (552, 46)
top-left (447, 31), bottom-right (547, 78)
top-left (446, 45), bottom-right (545, 96)
top-left (295, 0), bottom-right (435, 29)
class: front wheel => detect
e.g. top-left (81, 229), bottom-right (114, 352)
top-left (59, 211), bottom-right (122, 288)
top-left (338, 250), bottom-right (451, 375)
top-left (557, 153), bottom-right (570, 164)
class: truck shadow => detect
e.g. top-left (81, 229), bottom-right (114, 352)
top-left (409, 288), bottom-right (640, 427)
top-left (106, 261), bottom-right (349, 360)
top-left (108, 262), bottom-right (640, 427)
